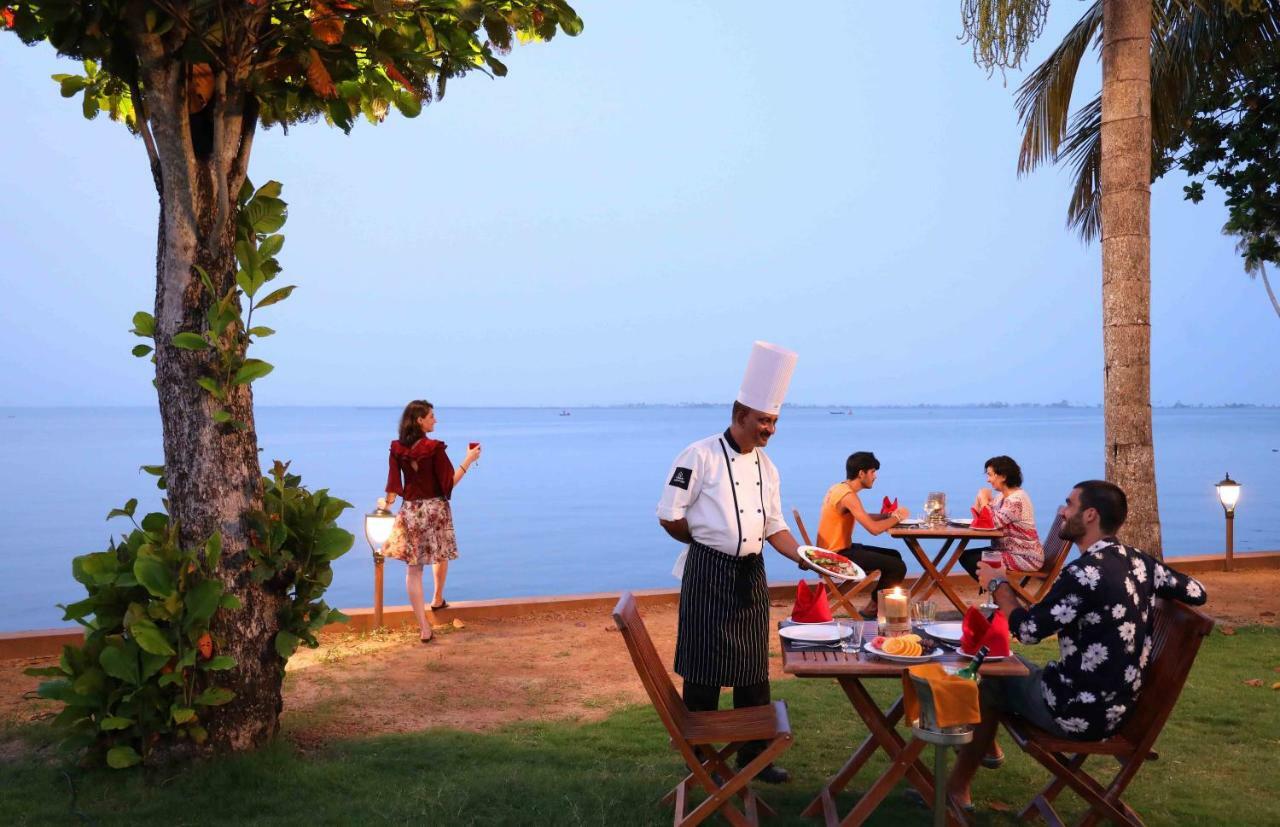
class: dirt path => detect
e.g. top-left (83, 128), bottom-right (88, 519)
top-left (2, 568), bottom-right (1276, 754)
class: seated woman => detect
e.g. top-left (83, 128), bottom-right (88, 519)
top-left (959, 455), bottom-right (1044, 580)
top-left (815, 451), bottom-right (909, 619)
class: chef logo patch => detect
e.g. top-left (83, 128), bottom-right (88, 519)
top-left (669, 467), bottom-right (692, 490)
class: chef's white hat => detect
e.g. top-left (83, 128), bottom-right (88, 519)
top-left (736, 341), bottom-right (798, 415)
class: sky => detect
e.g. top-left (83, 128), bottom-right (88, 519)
top-left (1, 2), bottom-right (1277, 408)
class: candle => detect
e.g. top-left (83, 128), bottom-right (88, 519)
top-left (883, 588), bottom-right (909, 621)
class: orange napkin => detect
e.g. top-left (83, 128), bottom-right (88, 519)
top-left (961, 606), bottom-right (1011, 656)
top-left (902, 663), bottom-right (981, 728)
top-left (881, 496), bottom-right (898, 516)
top-left (971, 505), bottom-right (995, 529)
top-left (792, 580), bottom-right (833, 623)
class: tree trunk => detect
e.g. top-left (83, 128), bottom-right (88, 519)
top-left (1101, 0), bottom-right (1162, 557)
top-left (142, 54), bottom-right (283, 751)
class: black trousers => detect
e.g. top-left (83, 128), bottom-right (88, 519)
top-left (841, 543), bottom-right (907, 598)
top-left (683, 680), bottom-right (773, 766)
top-left (958, 545), bottom-right (993, 580)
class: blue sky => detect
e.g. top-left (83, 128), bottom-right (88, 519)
top-left (2, 1), bottom-right (1277, 407)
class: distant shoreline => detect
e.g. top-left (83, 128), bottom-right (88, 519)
top-left (3, 403), bottom-right (1278, 411)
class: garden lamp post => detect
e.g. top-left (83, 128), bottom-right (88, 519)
top-left (1215, 473), bottom-right (1241, 572)
top-left (364, 505), bottom-right (396, 627)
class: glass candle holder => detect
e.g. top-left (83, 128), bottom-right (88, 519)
top-left (877, 587), bottom-right (911, 637)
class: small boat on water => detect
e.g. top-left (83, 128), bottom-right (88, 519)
top-left (829, 409), bottom-right (853, 415)
top-left (559, 410), bottom-right (571, 416)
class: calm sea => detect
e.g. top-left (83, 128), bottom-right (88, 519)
top-left (1, 405), bottom-right (1276, 631)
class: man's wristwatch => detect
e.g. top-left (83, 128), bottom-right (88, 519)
top-left (987, 577), bottom-right (1009, 593)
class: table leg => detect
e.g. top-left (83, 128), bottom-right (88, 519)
top-left (908, 538), bottom-right (955, 601)
top-left (903, 537), bottom-right (971, 615)
top-left (914, 539), bottom-right (971, 604)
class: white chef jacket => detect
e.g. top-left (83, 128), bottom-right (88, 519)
top-left (657, 431), bottom-right (787, 557)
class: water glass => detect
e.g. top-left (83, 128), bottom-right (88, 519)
top-left (841, 620), bottom-right (865, 654)
top-left (911, 600), bottom-right (936, 628)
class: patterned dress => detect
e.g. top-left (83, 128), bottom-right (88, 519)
top-left (382, 438), bottom-right (460, 566)
top-left (990, 489), bottom-right (1045, 571)
top-left (1007, 538), bottom-right (1206, 740)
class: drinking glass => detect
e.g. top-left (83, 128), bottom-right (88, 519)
top-left (911, 599), bottom-right (936, 629)
top-left (468, 441), bottom-right (480, 468)
top-left (841, 620), bottom-right (865, 654)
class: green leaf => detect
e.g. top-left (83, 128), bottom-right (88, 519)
top-left (140, 464), bottom-right (164, 477)
top-left (195, 377), bottom-right (225, 400)
top-left (24, 666), bottom-right (67, 678)
top-left (129, 617), bottom-right (176, 656)
top-left (247, 326), bottom-right (275, 338)
top-left (212, 409), bottom-right (232, 424)
top-left (274, 630), bottom-right (301, 659)
top-left (99, 646), bottom-right (140, 686)
top-left (314, 528), bottom-right (354, 561)
top-left (134, 556), bottom-right (175, 599)
top-left (233, 359), bottom-right (274, 385)
top-left (140, 512), bottom-right (168, 533)
top-left (131, 311), bottom-right (156, 337)
top-left (61, 597), bottom-right (97, 621)
top-left (219, 594), bottom-right (243, 610)
top-left (205, 532), bottom-right (223, 570)
top-left (184, 580), bottom-right (224, 625)
top-left (393, 91), bottom-right (422, 118)
top-left (254, 285), bottom-right (295, 309)
top-left (258, 234), bottom-right (284, 259)
top-left (171, 332), bottom-right (208, 350)
top-left (194, 687), bottom-right (235, 707)
top-left (131, 344), bottom-right (153, 358)
top-left (141, 651), bottom-right (170, 681)
top-left (106, 745), bottom-right (142, 769)
top-left (202, 655), bottom-right (236, 671)
top-left (59, 76), bottom-right (88, 97)
top-left (170, 706), bottom-right (197, 724)
top-left (106, 498), bottom-right (138, 521)
top-left (254, 181), bottom-right (283, 200)
top-left (83, 93), bottom-right (100, 120)
top-left (100, 716), bottom-right (134, 731)
top-left (195, 265), bottom-right (215, 294)
top-left (158, 673), bottom-right (183, 688)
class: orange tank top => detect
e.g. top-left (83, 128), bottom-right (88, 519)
top-left (815, 482), bottom-right (857, 551)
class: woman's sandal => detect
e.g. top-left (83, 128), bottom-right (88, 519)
top-left (429, 600), bottom-right (449, 610)
top-left (420, 633), bottom-right (434, 644)
top-left (981, 749), bottom-right (1005, 770)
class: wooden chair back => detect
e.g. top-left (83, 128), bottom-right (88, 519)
top-left (613, 591), bottom-right (687, 735)
top-left (1121, 597), bottom-right (1215, 739)
top-left (792, 509), bottom-right (813, 545)
top-left (1038, 513), bottom-right (1068, 574)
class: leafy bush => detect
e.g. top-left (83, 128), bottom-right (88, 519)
top-left (26, 501), bottom-right (241, 768)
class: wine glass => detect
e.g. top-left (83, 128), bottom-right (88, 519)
top-left (468, 441), bottom-right (480, 468)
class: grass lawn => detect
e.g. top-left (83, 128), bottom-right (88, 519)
top-left (2, 627), bottom-right (1276, 826)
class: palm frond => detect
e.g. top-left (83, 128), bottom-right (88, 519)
top-left (1014, 0), bottom-right (1102, 176)
top-left (1059, 94), bottom-right (1102, 242)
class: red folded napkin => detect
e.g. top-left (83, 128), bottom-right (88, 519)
top-left (971, 505), bottom-right (995, 529)
top-left (881, 495), bottom-right (899, 515)
top-left (960, 606), bottom-right (1011, 657)
top-left (792, 580), bottom-right (833, 623)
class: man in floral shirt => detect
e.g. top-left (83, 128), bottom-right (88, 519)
top-left (947, 480), bottom-right (1207, 812)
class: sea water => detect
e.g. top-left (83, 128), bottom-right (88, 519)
top-left (1, 405), bottom-right (1276, 631)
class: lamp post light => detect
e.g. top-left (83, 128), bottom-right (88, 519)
top-left (364, 505), bottom-right (396, 627)
top-left (1215, 473), bottom-right (1241, 572)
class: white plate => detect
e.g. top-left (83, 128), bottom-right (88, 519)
top-left (784, 616), bottom-right (835, 625)
top-left (957, 648), bottom-right (1008, 662)
top-left (778, 624), bottom-right (851, 643)
top-left (863, 639), bottom-right (943, 663)
top-left (948, 518), bottom-right (973, 527)
top-left (797, 545), bottom-right (866, 583)
top-left (921, 622), bottom-right (964, 643)
top-left (897, 519), bottom-right (924, 527)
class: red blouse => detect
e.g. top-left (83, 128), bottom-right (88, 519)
top-left (386, 438), bottom-right (455, 501)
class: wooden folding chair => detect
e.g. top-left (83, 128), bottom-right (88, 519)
top-left (612, 592), bottom-right (793, 826)
top-left (1006, 514), bottom-right (1072, 605)
top-left (791, 509), bottom-right (879, 618)
top-left (1001, 598), bottom-right (1215, 827)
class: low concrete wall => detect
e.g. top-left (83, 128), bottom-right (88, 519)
top-left (4, 550), bottom-right (1276, 660)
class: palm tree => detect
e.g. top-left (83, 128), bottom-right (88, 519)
top-left (962, 0), bottom-right (1164, 553)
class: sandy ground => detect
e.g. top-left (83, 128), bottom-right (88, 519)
top-left (2, 569), bottom-right (1276, 757)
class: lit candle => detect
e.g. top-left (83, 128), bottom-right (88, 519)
top-left (883, 588), bottom-right (909, 621)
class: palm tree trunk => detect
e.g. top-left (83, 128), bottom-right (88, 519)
top-left (1101, 0), bottom-right (1162, 556)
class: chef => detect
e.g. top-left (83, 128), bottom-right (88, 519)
top-left (657, 341), bottom-right (806, 785)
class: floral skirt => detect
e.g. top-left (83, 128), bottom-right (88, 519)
top-left (382, 498), bottom-right (459, 566)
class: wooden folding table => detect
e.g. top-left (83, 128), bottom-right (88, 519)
top-left (889, 524), bottom-right (1001, 615)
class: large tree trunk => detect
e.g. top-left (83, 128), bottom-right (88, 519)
top-left (1100, 0), bottom-right (1162, 557)
top-left (140, 49), bottom-right (283, 751)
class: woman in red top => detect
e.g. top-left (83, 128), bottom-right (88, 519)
top-left (381, 399), bottom-right (481, 642)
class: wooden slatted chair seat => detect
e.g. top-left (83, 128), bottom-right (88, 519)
top-left (612, 591), bottom-right (793, 826)
top-left (791, 509), bottom-right (879, 618)
top-left (1001, 598), bottom-right (1213, 827)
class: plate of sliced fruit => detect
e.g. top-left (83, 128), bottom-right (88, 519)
top-left (797, 546), bottom-right (866, 582)
top-left (863, 634), bottom-right (943, 663)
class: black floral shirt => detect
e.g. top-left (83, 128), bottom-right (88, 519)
top-left (1007, 538), bottom-right (1207, 740)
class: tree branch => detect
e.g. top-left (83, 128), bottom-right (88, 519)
top-left (128, 73), bottom-right (164, 193)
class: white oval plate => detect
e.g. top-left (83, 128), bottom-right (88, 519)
top-left (921, 622), bottom-right (964, 643)
top-left (778, 624), bottom-right (851, 643)
top-left (896, 518), bottom-right (924, 527)
top-left (797, 546), bottom-right (866, 582)
top-left (948, 518), bottom-right (973, 527)
top-left (863, 640), bottom-right (943, 663)
top-left (784, 616), bottom-right (835, 625)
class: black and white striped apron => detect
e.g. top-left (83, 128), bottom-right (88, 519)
top-left (674, 541), bottom-right (770, 686)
